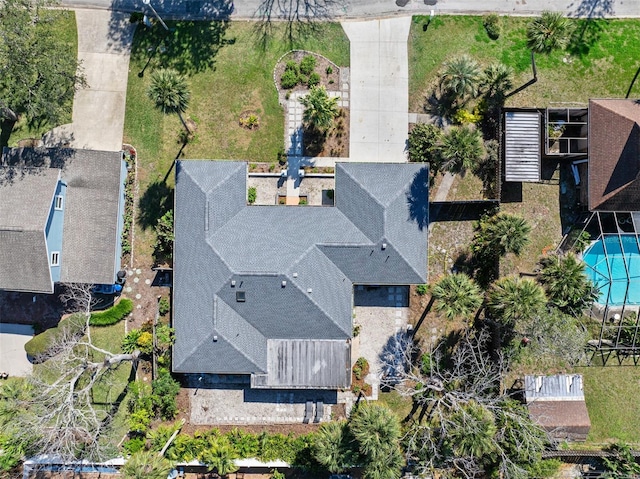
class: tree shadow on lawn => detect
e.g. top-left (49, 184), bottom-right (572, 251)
top-left (131, 19), bottom-right (233, 75)
top-left (567, 18), bottom-right (607, 58)
top-left (138, 180), bottom-right (174, 230)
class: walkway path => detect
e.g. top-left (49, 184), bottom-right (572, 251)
top-left (342, 17), bottom-right (410, 163)
top-left (44, 9), bottom-right (136, 151)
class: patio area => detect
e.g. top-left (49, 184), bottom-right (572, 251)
top-left (248, 175), bottom-right (335, 206)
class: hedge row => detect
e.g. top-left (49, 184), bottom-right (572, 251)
top-left (89, 299), bottom-right (133, 326)
top-left (24, 313), bottom-right (86, 360)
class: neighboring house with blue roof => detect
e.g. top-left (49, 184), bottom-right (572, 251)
top-left (173, 160), bottom-right (429, 390)
top-left (0, 147), bottom-right (127, 294)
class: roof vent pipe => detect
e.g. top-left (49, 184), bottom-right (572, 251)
top-left (213, 335), bottom-right (218, 342)
top-left (382, 243), bottom-right (387, 250)
top-left (282, 280), bottom-right (287, 287)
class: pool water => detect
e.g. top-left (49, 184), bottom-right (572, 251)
top-left (583, 234), bottom-right (640, 305)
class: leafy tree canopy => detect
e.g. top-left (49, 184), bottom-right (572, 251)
top-left (0, 0), bottom-right (85, 131)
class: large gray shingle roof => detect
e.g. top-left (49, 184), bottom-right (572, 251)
top-left (1, 147), bottom-right (124, 291)
top-left (173, 160), bottom-right (429, 388)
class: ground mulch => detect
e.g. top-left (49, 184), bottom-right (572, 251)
top-left (274, 51), bottom-right (341, 94)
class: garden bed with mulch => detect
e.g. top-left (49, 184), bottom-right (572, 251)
top-left (274, 50), bottom-right (341, 94)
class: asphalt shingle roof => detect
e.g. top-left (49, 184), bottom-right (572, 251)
top-left (173, 160), bottom-right (429, 387)
top-left (0, 148), bottom-right (124, 291)
top-left (589, 99), bottom-right (640, 211)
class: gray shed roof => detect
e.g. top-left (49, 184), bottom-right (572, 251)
top-left (173, 160), bottom-right (429, 388)
top-left (0, 148), bottom-right (124, 291)
top-left (504, 111), bottom-right (541, 183)
top-left (524, 374), bottom-right (585, 402)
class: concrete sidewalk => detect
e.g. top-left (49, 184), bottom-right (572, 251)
top-left (58, 0), bottom-right (639, 20)
top-left (45, 9), bottom-right (136, 151)
top-left (342, 17), bottom-right (410, 163)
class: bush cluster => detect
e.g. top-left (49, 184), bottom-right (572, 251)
top-left (24, 313), bottom-right (86, 360)
top-left (127, 369), bottom-right (181, 437)
top-left (483, 14), bottom-right (501, 39)
top-left (248, 186), bottom-right (257, 204)
top-left (89, 298), bottom-right (133, 326)
top-left (280, 55), bottom-right (321, 89)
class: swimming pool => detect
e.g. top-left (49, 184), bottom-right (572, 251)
top-left (583, 234), bottom-right (640, 305)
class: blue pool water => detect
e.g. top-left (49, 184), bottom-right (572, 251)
top-left (583, 234), bottom-right (640, 305)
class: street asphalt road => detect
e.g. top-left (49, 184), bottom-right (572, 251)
top-left (58, 0), bottom-right (638, 20)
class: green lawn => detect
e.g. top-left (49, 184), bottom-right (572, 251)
top-left (409, 16), bottom-right (640, 112)
top-left (124, 21), bottom-right (349, 185)
top-left (8, 10), bottom-right (78, 145)
top-left (581, 366), bottom-right (640, 445)
top-left (124, 20), bottom-right (350, 262)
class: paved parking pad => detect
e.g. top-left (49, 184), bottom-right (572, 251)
top-left (190, 387), bottom-right (337, 425)
top-left (0, 324), bottom-right (34, 377)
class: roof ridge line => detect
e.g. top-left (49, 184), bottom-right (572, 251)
top-left (287, 246), bottom-right (352, 338)
top-left (338, 164), bottom-right (385, 209)
top-left (214, 295), bottom-right (267, 373)
top-left (382, 235), bottom-right (425, 282)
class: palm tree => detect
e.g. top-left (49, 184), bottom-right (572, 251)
top-left (473, 213), bottom-right (531, 258)
top-left (439, 126), bottom-right (485, 175)
top-left (439, 55), bottom-right (481, 104)
top-left (122, 451), bottom-right (173, 479)
top-left (147, 68), bottom-right (191, 133)
top-left (350, 403), bottom-right (403, 479)
top-left (448, 401), bottom-right (497, 460)
top-left (299, 85), bottom-right (339, 131)
top-left (538, 253), bottom-right (597, 314)
top-left (481, 62), bottom-right (514, 102)
top-left (486, 276), bottom-right (546, 323)
top-left (313, 421), bottom-right (354, 474)
top-left (526, 11), bottom-right (574, 54)
top-left (431, 273), bottom-right (483, 321)
top-left (199, 442), bottom-right (239, 477)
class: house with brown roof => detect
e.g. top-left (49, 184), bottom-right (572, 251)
top-left (588, 99), bottom-right (640, 211)
top-left (0, 147), bottom-right (127, 294)
top-left (525, 374), bottom-right (591, 442)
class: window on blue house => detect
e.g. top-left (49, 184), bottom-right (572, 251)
top-left (51, 252), bottom-right (60, 266)
top-left (55, 195), bottom-right (64, 210)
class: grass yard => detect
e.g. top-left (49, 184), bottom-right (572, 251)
top-left (125, 20), bottom-right (350, 263)
top-left (581, 366), bottom-right (640, 445)
top-left (8, 10), bottom-right (78, 146)
top-left (409, 16), bottom-right (640, 112)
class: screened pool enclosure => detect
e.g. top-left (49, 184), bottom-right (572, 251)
top-left (568, 212), bottom-right (640, 363)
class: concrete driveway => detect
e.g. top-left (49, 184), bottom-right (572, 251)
top-left (0, 324), bottom-right (34, 377)
top-left (342, 17), bottom-right (411, 163)
top-left (45, 9), bottom-right (136, 151)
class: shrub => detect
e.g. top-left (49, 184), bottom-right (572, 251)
top-left (280, 69), bottom-right (299, 89)
top-left (89, 298), bottom-right (133, 326)
top-left (353, 357), bottom-right (370, 380)
top-left (326, 65), bottom-right (333, 75)
top-left (152, 369), bottom-right (181, 420)
top-left (416, 284), bottom-right (428, 296)
top-left (129, 12), bottom-right (144, 23)
top-left (326, 189), bottom-right (334, 200)
top-left (122, 329), bottom-right (142, 353)
top-left (352, 324), bottom-right (361, 337)
top-left (453, 108), bottom-right (482, 125)
top-left (285, 60), bottom-right (299, 74)
top-left (137, 331), bottom-right (154, 354)
top-left (24, 313), bottom-right (86, 360)
top-left (483, 13), bottom-right (501, 39)
top-left (158, 297), bottom-right (170, 316)
top-left (298, 198), bottom-right (307, 205)
top-left (123, 436), bottom-right (146, 454)
top-left (153, 209), bottom-right (174, 261)
top-left (248, 187), bottom-right (257, 204)
top-left (129, 408), bottom-right (153, 434)
top-left (307, 72), bottom-right (321, 88)
top-left (299, 55), bottom-right (317, 76)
